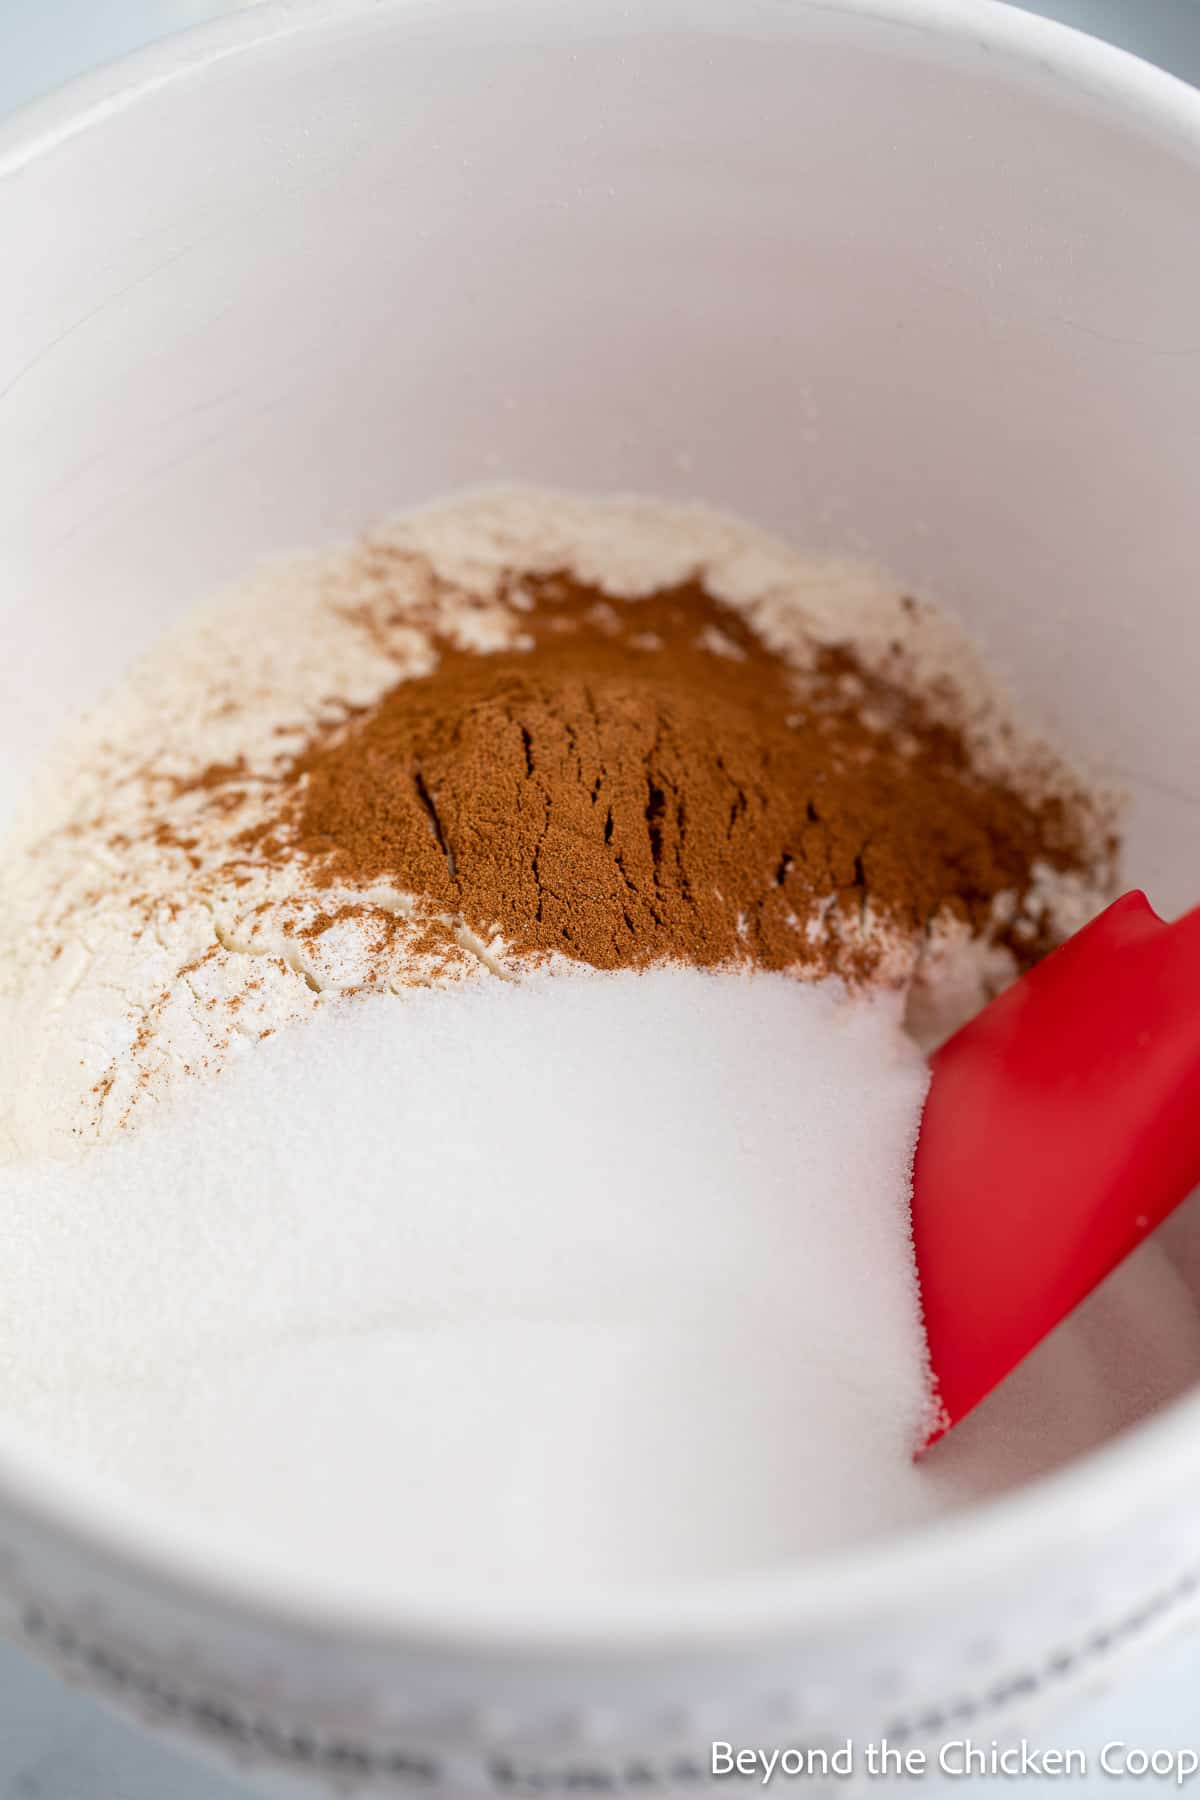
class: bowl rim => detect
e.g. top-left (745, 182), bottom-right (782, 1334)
top-left (3, 0), bottom-right (1200, 1658)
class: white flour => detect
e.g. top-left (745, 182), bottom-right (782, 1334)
top-left (0, 489), bottom-right (1112, 1161)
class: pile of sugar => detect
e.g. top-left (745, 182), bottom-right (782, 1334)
top-left (0, 971), bottom-right (932, 1595)
top-left (1, 967), bottom-right (1197, 1604)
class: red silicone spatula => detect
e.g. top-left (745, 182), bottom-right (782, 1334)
top-left (912, 890), bottom-right (1200, 1445)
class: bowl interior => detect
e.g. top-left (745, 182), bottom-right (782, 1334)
top-left (2, 0), bottom-right (1200, 1633)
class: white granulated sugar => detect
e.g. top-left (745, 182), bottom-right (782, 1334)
top-left (0, 487), bottom-right (1112, 1161)
top-left (0, 965), bottom-right (1194, 1601)
top-left (0, 970), bottom-right (937, 1594)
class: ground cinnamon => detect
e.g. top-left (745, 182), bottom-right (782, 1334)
top-left (247, 575), bottom-right (1099, 980)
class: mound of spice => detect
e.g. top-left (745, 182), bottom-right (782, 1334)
top-left (269, 575), bottom-right (1102, 980)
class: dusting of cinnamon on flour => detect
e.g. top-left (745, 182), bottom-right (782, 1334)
top-left (0, 491), bottom-right (1119, 1158)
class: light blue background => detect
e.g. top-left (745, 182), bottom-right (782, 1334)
top-left (2, 3), bottom-right (1200, 1796)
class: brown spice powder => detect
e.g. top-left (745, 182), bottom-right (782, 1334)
top-left (240, 575), bottom-right (1102, 980)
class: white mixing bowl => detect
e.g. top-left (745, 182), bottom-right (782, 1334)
top-left (2, 0), bottom-right (1200, 1792)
